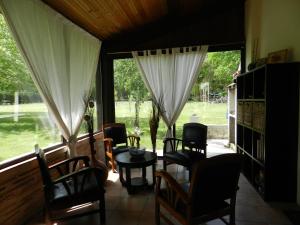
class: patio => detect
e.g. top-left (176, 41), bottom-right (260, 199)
top-left (1, 1), bottom-right (300, 225)
top-left (27, 140), bottom-right (294, 225)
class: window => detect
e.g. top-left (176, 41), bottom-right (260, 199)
top-left (0, 15), bottom-right (61, 162)
top-left (113, 51), bottom-right (240, 152)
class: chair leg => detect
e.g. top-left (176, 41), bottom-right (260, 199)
top-left (105, 153), bottom-right (109, 168)
top-left (99, 193), bottom-right (106, 224)
top-left (229, 210), bottom-right (236, 225)
top-left (43, 202), bottom-right (52, 225)
top-left (44, 206), bottom-right (52, 225)
top-left (188, 169), bottom-right (192, 181)
top-left (155, 200), bottom-right (160, 225)
top-left (111, 154), bottom-right (117, 173)
top-left (163, 160), bottom-right (167, 171)
top-left (229, 196), bottom-right (237, 225)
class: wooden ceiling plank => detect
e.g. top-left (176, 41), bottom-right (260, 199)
top-left (43, 0), bottom-right (104, 39)
top-left (117, 0), bottom-right (142, 27)
top-left (43, 0), bottom-right (245, 42)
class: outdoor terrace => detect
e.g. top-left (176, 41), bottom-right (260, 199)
top-left (26, 140), bottom-right (295, 225)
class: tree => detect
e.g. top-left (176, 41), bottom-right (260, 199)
top-left (0, 15), bottom-right (37, 102)
top-left (207, 51), bottom-right (240, 95)
top-left (114, 59), bottom-right (148, 127)
top-left (192, 51), bottom-right (240, 101)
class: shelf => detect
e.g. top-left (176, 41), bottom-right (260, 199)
top-left (237, 141), bottom-right (265, 167)
top-left (236, 122), bottom-right (264, 134)
top-left (236, 63), bottom-right (300, 202)
top-left (237, 145), bottom-right (265, 168)
top-left (252, 157), bottom-right (265, 168)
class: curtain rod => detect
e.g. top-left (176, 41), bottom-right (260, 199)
top-left (105, 43), bottom-right (243, 55)
top-left (107, 51), bottom-right (132, 55)
top-left (106, 46), bottom-right (202, 55)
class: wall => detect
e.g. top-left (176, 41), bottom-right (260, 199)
top-left (0, 147), bottom-right (67, 225)
top-left (245, 0), bottom-right (300, 67)
top-left (245, 0), bottom-right (300, 204)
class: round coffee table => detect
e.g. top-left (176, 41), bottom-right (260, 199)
top-left (115, 151), bottom-right (157, 194)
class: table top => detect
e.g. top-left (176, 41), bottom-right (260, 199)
top-left (115, 151), bottom-right (157, 168)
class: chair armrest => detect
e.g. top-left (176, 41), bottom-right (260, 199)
top-left (48, 156), bottom-right (90, 177)
top-left (53, 167), bottom-right (104, 183)
top-left (49, 156), bottom-right (90, 169)
top-left (103, 138), bottom-right (113, 143)
top-left (53, 167), bottom-right (105, 195)
top-left (127, 134), bottom-right (140, 138)
top-left (155, 170), bottom-right (189, 205)
top-left (163, 138), bottom-right (183, 154)
top-left (163, 137), bottom-right (183, 144)
top-left (103, 138), bottom-right (113, 153)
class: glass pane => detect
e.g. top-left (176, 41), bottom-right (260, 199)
top-left (0, 15), bottom-right (61, 162)
top-left (113, 59), bottom-right (167, 151)
top-left (113, 51), bottom-right (240, 153)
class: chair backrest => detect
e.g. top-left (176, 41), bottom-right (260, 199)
top-left (189, 153), bottom-right (242, 213)
top-left (182, 122), bottom-right (207, 150)
top-left (103, 123), bottom-right (128, 146)
top-left (35, 146), bottom-right (52, 187)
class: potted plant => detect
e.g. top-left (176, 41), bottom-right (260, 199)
top-left (84, 100), bottom-right (108, 183)
top-left (149, 100), bottom-right (161, 153)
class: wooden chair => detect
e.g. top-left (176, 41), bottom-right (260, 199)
top-left (35, 147), bottom-right (106, 224)
top-left (103, 123), bottom-right (140, 172)
top-left (163, 123), bottom-right (207, 178)
top-left (155, 153), bottom-right (242, 225)
top-left (182, 122), bottom-right (207, 158)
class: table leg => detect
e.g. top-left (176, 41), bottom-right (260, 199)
top-left (119, 166), bottom-right (125, 186)
top-left (142, 167), bottom-right (146, 180)
top-left (125, 167), bottom-right (133, 194)
top-left (152, 163), bottom-right (156, 187)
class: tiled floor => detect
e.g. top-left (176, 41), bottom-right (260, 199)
top-left (28, 140), bottom-right (295, 225)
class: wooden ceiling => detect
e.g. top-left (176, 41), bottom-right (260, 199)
top-left (42, 0), bottom-right (245, 42)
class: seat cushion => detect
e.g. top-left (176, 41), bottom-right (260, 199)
top-left (159, 187), bottom-right (229, 218)
top-left (112, 145), bottom-right (130, 155)
top-left (178, 150), bottom-right (205, 163)
top-left (164, 151), bottom-right (190, 166)
top-left (165, 150), bottom-right (205, 167)
top-left (192, 199), bottom-right (230, 216)
top-left (50, 171), bottom-right (104, 210)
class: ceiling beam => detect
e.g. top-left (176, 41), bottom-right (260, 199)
top-left (103, 4), bottom-right (245, 53)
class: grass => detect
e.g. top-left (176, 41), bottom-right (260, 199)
top-left (0, 101), bottom-right (227, 162)
top-left (0, 103), bottom-right (65, 161)
top-left (115, 101), bottom-right (227, 150)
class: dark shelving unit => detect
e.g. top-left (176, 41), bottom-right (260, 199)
top-left (236, 63), bottom-right (300, 202)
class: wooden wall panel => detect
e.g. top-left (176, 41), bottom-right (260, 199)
top-left (0, 134), bottom-right (104, 225)
top-left (76, 132), bottom-right (104, 162)
top-left (0, 147), bottom-right (66, 225)
top-left (0, 159), bottom-right (43, 225)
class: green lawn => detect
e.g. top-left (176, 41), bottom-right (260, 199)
top-left (115, 101), bottom-right (227, 150)
top-left (0, 101), bottom-right (227, 162)
top-left (0, 104), bottom-right (62, 161)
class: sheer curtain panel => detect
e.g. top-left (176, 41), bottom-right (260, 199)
top-left (133, 46), bottom-right (208, 137)
top-left (0, 0), bottom-right (101, 156)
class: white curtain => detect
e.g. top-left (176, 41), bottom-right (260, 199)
top-left (0, 0), bottom-right (101, 156)
top-left (133, 46), bottom-right (208, 137)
